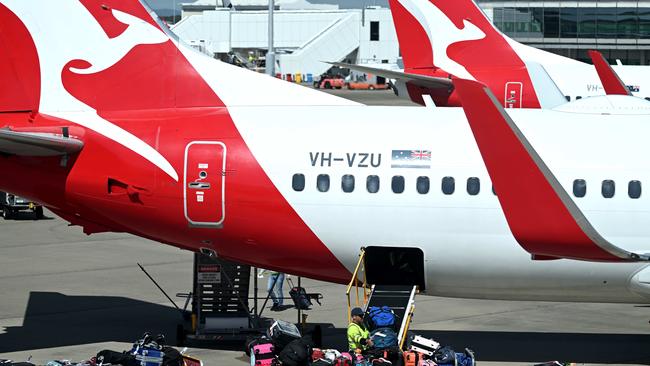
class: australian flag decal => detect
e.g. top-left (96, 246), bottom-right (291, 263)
top-left (391, 149), bottom-right (431, 169)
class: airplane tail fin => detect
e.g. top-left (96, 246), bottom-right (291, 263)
top-left (0, 2), bottom-right (41, 112)
top-left (388, 0), bottom-right (545, 108)
top-left (388, 0), bottom-right (525, 72)
top-left (588, 50), bottom-right (632, 96)
top-left (1, 0), bottom-right (355, 112)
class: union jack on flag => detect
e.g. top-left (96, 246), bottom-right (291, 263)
top-left (410, 150), bottom-right (431, 160)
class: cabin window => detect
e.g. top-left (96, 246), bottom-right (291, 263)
top-left (367, 175), bottom-right (380, 193)
top-left (629, 180), bottom-right (642, 199)
top-left (467, 177), bottom-right (480, 195)
top-left (416, 176), bottom-right (430, 194)
top-left (573, 179), bottom-right (586, 198)
top-left (602, 180), bottom-right (615, 198)
top-left (392, 176), bottom-right (405, 194)
top-left (441, 177), bottom-right (455, 195)
top-left (342, 174), bottom-right (355, 193)
top-left (317, 174), bottom-right (330, 192)
top-left (292, 174), bottom-right (305, 192)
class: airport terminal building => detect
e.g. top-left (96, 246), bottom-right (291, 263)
top-left (478, 1), bottom-right (650, 65)
top-left (173, 0), bottom-right (650, 75)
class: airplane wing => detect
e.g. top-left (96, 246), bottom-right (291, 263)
top-left (453, 78), bottom-right (648, 262)
top-left (588, 50), bottom-right (632, 96)
top-left (329, 62), bottom-right (454, 90)
top-left (0, 128), bottom-right (84, 156)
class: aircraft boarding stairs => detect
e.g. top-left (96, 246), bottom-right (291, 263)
top-left (347, 248), bottom-right (420, 348)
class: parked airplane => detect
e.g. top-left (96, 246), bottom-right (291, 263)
top-left (2, 0), bottom-right (650, 304)
top-left (340, 0), bottom-right (650, 108)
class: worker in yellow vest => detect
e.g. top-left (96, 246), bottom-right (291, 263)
top-left (347, 307), bottom-right (373, 353)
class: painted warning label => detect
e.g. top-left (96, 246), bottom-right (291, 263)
top-left (197, 264), bottom-right (221, 284)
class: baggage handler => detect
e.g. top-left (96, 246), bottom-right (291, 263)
top-left (348, 307), bottom-right (373, 353)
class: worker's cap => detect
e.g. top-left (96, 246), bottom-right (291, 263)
top-left (351, 307), bottom-right (364, 317)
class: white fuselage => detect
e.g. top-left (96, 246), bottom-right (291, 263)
top-left (510, 40), bottom-right (650, 101)
top-left (231, 103), bottom-right (650, 303)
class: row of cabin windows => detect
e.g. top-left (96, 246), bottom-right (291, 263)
top-left (292, 174), bottom-right (485, 195)
top-left (573, 179), bottom-right (642, 199)
top-left (293, 174), bottom-right (644, 199)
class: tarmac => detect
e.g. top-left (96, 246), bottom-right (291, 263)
top-left (1, 89), bottom-right (650, 366)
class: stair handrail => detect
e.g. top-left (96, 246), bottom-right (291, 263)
top-left (346, 247), bottom-right (370, 324)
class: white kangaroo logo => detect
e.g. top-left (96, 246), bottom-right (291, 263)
top-left (3, 0), bottom-right (178, 181)
top-left (397, 0), bottom-right (486, 80)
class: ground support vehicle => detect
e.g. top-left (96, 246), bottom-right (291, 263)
top-left (0, 191), bottom-right (43, 219)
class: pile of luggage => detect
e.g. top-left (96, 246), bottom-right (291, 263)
top-left (404, 335), bottom-right (475, 366)
top-left (0, 334), bottom-right (201, 366)
top-left (96, 333), bottom-right (184, 366)
top-left (246, 314), bottom-right (476, 366)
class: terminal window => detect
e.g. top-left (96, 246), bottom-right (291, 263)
top-left (370, 21), bottom-right (380, 41)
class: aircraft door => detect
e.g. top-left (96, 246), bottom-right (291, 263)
top-left (505, 82), bottom-right (523, 108)
top-left (184, 141), bottom-right (226, 228)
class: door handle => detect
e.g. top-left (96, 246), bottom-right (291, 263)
top-left (189, 182), bottom-right (211, 189)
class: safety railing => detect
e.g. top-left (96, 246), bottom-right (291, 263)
top-left (346, 248), bottom-right (371, 324)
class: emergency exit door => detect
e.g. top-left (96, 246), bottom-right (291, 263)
top-left (184, 141), bottom-right (226, 228)
top-left (504, 82), bottom-right (523, 108)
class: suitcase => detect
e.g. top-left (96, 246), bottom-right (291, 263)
top-left (403, 351), bottom-right (420, 366)
top-left (287, 278), bottom-right (312, 310)
top-left (417, 360), bottom-right (437, 366)
top-left (312, 348), bottom-right (325, 361)
top-left (455, 349), bottom-right (475, 366)
top-left (335, 352), bottom-right (353, 366)
top-left (251, 343), bottom-right (275, 366)
top-left (409, 335), bottom-right (441, 356)
top-left (268, 320), bottom-right (301, 350)
top-left (312, 360), bottom-right (333, 366)
top-left (134, 348), bottom-right (164, 366)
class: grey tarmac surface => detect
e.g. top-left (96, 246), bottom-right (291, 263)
top-left (1, 89), bottom-right (650, 365)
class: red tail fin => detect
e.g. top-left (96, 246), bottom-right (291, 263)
top-left (588, 50), bottom-right (631, 96)
top-left (0, 3), bottom-right (40, 112)
top-left (389, 0), bottom-right (542, 108)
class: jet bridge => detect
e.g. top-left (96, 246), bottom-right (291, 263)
top-left (347, 247), bottom-right (424, 348)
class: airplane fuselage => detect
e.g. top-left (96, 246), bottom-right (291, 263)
top-left (3, 105), bottom-right (650, 303)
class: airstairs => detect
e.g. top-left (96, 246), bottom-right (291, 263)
top-left (278, 12), bottom-right (360, 76)
top-left (347, 248), bottom-right (418, 349)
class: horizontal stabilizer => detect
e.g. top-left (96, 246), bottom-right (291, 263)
top-left (0, 128), bottom-right (83, 156)
top-left (329, 62), bottom-right (453, 90)
top-left (588, 50), bottom-right (631, 96)
top-left (454, 78), bottom-right (648, 263)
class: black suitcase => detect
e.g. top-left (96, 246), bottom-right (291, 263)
top-left (287, 278), bottom-right (312, 310)
top-left (268, 319), bottom-right (302, 350)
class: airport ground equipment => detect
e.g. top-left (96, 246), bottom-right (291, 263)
top-left (0, 191), bottom-right (43, 219)
top-left (174, 252), bottom-right (323, 344)
top-left (176, 252), bottom-right (263, 344)
top-left (347, 247), bottom-right (419, 349)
